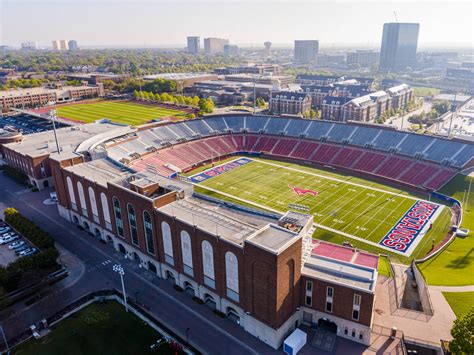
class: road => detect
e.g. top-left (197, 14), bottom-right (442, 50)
top-left (0, 173), bottom-right (280, 354)
top-left (387, 101), bottom-right (432, 130)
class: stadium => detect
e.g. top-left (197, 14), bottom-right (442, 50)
top-left (4, 113), bottom-right (472, 349)
top-left (96, 114), bottom-right (471, 259)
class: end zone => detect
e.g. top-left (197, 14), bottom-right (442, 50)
top-left (189, 157), bottom-right (253, 183)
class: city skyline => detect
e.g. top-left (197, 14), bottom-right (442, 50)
top-left (1, 0), bottom-right (472, 48)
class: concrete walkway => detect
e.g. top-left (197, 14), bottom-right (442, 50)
top-left (429, 285), bottom-right (474, 292)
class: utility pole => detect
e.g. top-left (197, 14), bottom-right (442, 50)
top-left (253, 79), bottom-right (256, 115)
top-left (447, 93), bottom-right (457, 137)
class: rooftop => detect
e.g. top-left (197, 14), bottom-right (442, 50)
top-left (302, 240), bottom-right (378, 292)
top-left (247, 224), bottom-right (300, 254)
top-left (0, 85), bottom-right (97, 98)
top-left (4, 122), bottom-right (118, 157)
top-left (65, 158), bottom-right (129, 187)
top-left (142, 73), bottom-right (215, 81)
top-left (158, 196), bottom-right (271, 246)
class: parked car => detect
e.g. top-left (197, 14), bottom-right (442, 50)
top-left (9, 240), bottom-right (26, 250)
top-left (0, 227), bottom-right (11, 234)
top-left (19, 248), bottom-right (38, 257)
top-left (15, 245), bottom-right (29, 255)
top-left (1, 233), bottom-right (17, 240)
top-left (0, 235), bottom-right (18, 244)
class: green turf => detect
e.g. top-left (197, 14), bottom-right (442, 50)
top-left (419, 174), bottom-right (474, 286)
top-left (443, 292), bottom-right (474, 317)
top-left (378, 256), bottom-right (392, 277)
top-left (14, 302), bottom-right (167, 355)
top-left (413, 86), bottom-right (441, 97)
top-left (56, 101), bottom-right (186, 125)
top-left (190, 157), bottom-right (450, 262)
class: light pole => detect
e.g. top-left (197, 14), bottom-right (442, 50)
top-left (113, 264), bottom-right (128, 312)
top-left (50, 109), bottom-right (61, 155)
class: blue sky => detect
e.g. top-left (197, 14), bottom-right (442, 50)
top-left (1, 1), bottom-right (472, 48)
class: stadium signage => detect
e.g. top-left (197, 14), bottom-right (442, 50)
top-left (190, 157), bottom-right (252, 183)
top-left (379, 200), bottom-right (439, 253)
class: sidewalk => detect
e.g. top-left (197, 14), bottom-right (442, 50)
top-left (429, 285), bottom-right (474, 292)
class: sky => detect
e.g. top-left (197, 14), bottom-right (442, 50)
top-left (1, 0), bottom-right (473, 49)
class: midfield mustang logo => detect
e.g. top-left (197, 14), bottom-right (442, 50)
top-left (288, 184), bottom-right (318, 196)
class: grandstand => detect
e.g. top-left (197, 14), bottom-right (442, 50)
top-left (98, 115), bottom-right (472, 193)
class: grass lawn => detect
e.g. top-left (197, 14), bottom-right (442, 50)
top-left (14, 302), bottom-right (171, 355)
top-left (56, 100), bottom-right (187, 125)
top-left (378, 256), bottom-right (392, 277)
top-left (443, 292), bottom-right (474, 318)
top-left (419, 174), bottom-right (474, 286)
top-left (188, 156), bottom-right (450, 263)
top-left (413, 86), bottom-right (441, 97)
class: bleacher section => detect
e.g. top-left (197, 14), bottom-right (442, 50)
top-left (101, 115), bottom-right (473, 190)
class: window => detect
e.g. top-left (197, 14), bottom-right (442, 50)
top-left (225, 252), bottom-right (239, 302)
top-left (305, 296), bottom-right (312, 307)
top-left (352, 329), bottom-right (356, 337)
top-left (306, 281), bottom-right (313, 292)
top-left (127, 204), bottom-right (139, 245)
top-left (113, 197), bottom-right (124, 237)
top-left (66, 176), bottom-right (77, 211)
top-left (100, 193), bottom-right (112, 230)
top-left (161, 221), bottom-right (173, 265)
top-left (352, 294), bottom-right (361, 321)
top-left (143, 211), bottom-right (155, 255)
top-left (88, 187), bottom-right (99, 223)
top-left (326, 286), bottom-right (334, 313)
top-left (77, 181), bottom-right (87, 216)
top-left (202, 241), bottom-right (215, 289)
top-left (180, 231), bottom-right (193, 276)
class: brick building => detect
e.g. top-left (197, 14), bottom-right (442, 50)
top-left (270, 91), bottom-right (312, 117)
top-left (0, 83), bottom-right (105, 111)
top-left (48, 153), bottom-right (378, 349)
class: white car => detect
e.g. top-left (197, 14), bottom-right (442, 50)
top-left (19, 248), bottom-right (38, 257)
top-left (0, 227), bottom-right (11, 234)
top-left (9, 240), bottom-right (25, 250)
top-left (0, 235), bottom-right (18, 244)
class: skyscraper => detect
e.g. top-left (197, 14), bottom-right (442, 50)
top-left (223, 44), bottom-right (239, 56)
top-left (204, 37), bottom-right (229, 55)
top-left (68, 40), bottom-right (79, 51)
top-left (379, 23), bottom-right (420, 72)
top-left (264, 41), bottom-right (272, 56)
top-left (294, 40), bottom-right (319, 64)
top-left (52, 40), bottom-right (68, 51)
top-left (187, 36), bottom-right (200, 54)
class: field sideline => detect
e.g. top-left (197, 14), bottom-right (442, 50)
top-left (188, 156), bottom-right (450, 259)
top-left (55, 100), bottom-right (187, 125)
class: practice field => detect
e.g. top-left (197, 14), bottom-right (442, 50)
top-left (55, 100), bottom-right (187, 125)
top-left (189, 157), bottom-right (445, 257)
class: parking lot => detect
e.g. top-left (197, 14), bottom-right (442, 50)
top-left (0, 114), bottom-right (68, 135)
top-left (0, 219), bottom-right (38, 266)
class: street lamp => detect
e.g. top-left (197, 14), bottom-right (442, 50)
top-left (113, 264), bottom-right (128, 312)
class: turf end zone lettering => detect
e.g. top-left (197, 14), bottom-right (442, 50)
top-left (379, 200), bottom-right (440, 254)
top-left (190, 158), bottom-right (252, 183)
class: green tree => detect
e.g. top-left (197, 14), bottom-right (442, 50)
top-left (133, 90), bottom-right (139, 99)
top-left (198, 98), bottom-right (214, 114)
top-left (450, 308), bottom-right (474, 354)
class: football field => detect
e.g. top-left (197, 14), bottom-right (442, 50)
top-left (189, 157), bottom-right (445, 257)
top-left (56, 100), bottom-right (187, 125)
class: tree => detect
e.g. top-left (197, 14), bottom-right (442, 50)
top-left (432, 100), bottom-right (451, 116)
top-left (133, 90), bottom-right (139, 99)
top-left (255, 97), bottom-right (266, 108)
top-left (450, 308), bottom-right (474, 354)
top-left (198, 98), bottom-right (214, 114)
top-left (309, 109), bottom-right (317, 119)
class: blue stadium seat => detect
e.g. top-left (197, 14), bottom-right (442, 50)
top-left (350, 127), bottom-right (381, 147)
top-left (265, 117), bottom-right (291, 134)
top-left (306, 121), bottom-right (334, 139)
top-left (452, 144), bottom-right (474, 167)
top-left (398, 134), bottom-right (434, 156)
top-left (372, 130), bottom-right (405, 151)
top-left (223, 116), bottom-right (246, 132)
top-left (184, 119), bottom-right (213, 135)
top-left (286, 119), bottom-right (311, 137)
top-left (168, 123), bottom-right (195, 139)
top-left (327, 124), bottom-right (357, 143)
top-left (245, 116), bottom-right (270, 132)
top-left (204, 116), bottom-right (228, 132)
top-left (424, 139), bottom-right (465, 163)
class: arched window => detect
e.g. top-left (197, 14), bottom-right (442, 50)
top-left (161, 221), bottom-right (173, 265)
top-left (88, 187), bottom-right (99, 222)
top-left (66, 176), bottom-right (77, 210)
top-left (225, 251), bottom-right (239, 302)
top-left (112, 197), bottom-right (124, 237)
top-left (100, 192), bottom-right (112, 230)
top-left (180, 231), bottom-right (193, 277)
top-left (127, 203), bottom-right (139, 245)
top-left (77, 181), bottom-right (87, 216)
top-left (202, 240), bottom-right (215, 289)
top-left (143, 211), bottom-right (155, 255)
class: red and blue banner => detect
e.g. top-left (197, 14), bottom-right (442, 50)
top-left (190, 158), bottom-right (252, 183)
top-left (379, 200), bottom-right (440, 254)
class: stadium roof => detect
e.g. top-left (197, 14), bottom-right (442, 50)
top-left (65, 158), bottom-right (129, 187)
top-left (142, 73), bottom-right (216, 81)
top-left (247, 224), bottom-right (300, 255)
top-left (0, 85), bottom-right (96, 98)
top-left (4, 122), bottom-right (119, 157)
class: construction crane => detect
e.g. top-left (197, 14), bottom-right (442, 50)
top-left (393, 11), bottom-right (399, 22)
